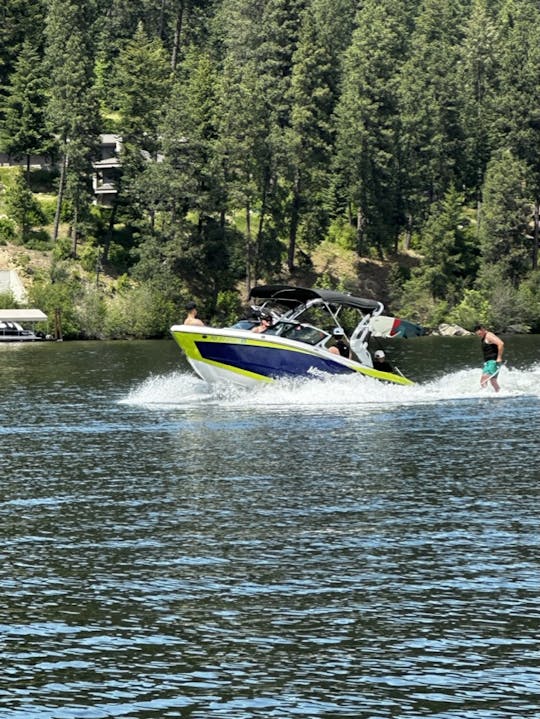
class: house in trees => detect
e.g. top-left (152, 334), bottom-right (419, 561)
top-left (92, 134), bottom-right (122, 206)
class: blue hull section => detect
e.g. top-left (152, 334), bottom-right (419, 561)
top-left (196, 340), bottom-right (355, 380)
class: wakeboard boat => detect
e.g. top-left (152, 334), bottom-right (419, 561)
top-left (170, 285), bottom-right (414, 388)
top-left (0, 320), bottom-right (44, 342)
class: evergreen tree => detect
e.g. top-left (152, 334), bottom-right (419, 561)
top-left (45, 0), bottom-right (102, 252)
top-left (333, 0), bottom-right (411, 256)
top-left (398, 0), bottom-right (468, 233)
top-left (492, 0), bottom-right (540, 269)
top-left (5, 168), bottom-right (46, 242)
top-left (0, 0), bottom-right (46, 100)
top-left (457, 0), bottom-right (500, 201)
top-left (113, 23), bottom-right (171, 159)
top-left (256, 0), bottom-right (305, 270)
top-left (420, 185), bottom-right (477, 300)
top-left (110, 22), bottom-right (171, 246)
top-left (285, 0), bottom-right (353, 270)
top-left (216, 0), bottom-right (273, 289)
top-left (478, 149), bottom-right (532, 288)
top-left (1, 39), bottom-right (52, 174)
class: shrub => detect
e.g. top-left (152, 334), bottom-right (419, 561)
top-left (0, 217), bottom-right (16, 244)
top-left (326, 217), bottom-right (356, 251)
top-left (0, 290), bottom-right (18, 309)
top-left (79, 242), bottom-right (100, 273)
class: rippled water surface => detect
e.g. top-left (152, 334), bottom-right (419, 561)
top-left (1, 337), bottom-right (539, 718)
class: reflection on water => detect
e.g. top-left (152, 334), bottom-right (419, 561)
top-left (1, 340), bottom-right (539, 718)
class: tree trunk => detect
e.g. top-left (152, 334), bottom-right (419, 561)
top-left (287, 171), bottom-right (301, 273)
top-left (356, 207), bottom-right (365, 255)
top-left (245, 200), bottom-right (252, 296)
top-left (254, 169), bottom-right (269, 283)
top-left (403, 213), bottom-right (412, 251)
top-left (53, 151), bottom-right (68, 243)
top-left (533, 199), bottom-right (539, 271)
top-left (72, 203), bottom-right (78, 257)
top-left (171, 1), bottom-right (185, 71)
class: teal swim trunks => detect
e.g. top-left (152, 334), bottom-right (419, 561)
top-left (482, 359), bottom-right (499, 375)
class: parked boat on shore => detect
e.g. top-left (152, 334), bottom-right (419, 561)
top-left (0, 320), bottom-right (44, 342)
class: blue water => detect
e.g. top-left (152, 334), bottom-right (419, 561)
top-left (1, 339), bottom-right (539, 718)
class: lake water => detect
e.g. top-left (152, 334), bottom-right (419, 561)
top-left (1, 336), bottom-right (539, 719)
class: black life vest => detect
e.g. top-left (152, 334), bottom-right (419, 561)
top-left (482, 338), bottom-right (498, 361)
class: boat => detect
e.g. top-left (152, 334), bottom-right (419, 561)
top-left (170, 285), bottom-right (414, 388)
top-left (0, 320), bottom-right (44, 342)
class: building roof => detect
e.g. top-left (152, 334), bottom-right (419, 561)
top-left (0, 309), bottom-right (47, 322)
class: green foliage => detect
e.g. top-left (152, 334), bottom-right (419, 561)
top-left (103, 284), bottom-right (176, 339)
top-left (74, 286), bottom-right (107, 339)
top-left (1, 0), bottom-right (540, 336)
top-left (214, 290), bottom-right (243, 326)
top-left (79, 242), bottom-right (101, 273)
top-left (37, 195), bottom-right (58, 224)
top-left (399, 185), bottom-right (479, 321)
top-left (23, 229), bottom-right (52, 251)
top-left (447, 289), bottom-right (490, 330)
top-left (0, 217), bottom-right (16, 244)
top-left (516, 270), bottom-right (540, 332)
top-left (0, 290), bottom-right (18, 309)
top-left (112, 23), bottom-right (171, 156)
top-left (28, 279), bottom-right (81, 339)
top-left (326, 217), bottom-right (356, 251)
top-left (334, 0), bottom-right (409, 253)
top-left (1, 39), bottom-right (52, 161)
top-left (4, 169), bottom-right (46, 241)
top-left (478, 149), bottom-right (532, 287)
top-left (52, 236), bottom-right (74, 262)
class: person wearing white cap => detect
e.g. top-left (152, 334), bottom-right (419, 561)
top-left (373, 349), bottom-right (393, 373)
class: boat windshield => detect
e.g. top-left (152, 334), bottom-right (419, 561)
top-left (265, 321), bottom-right (329, 346)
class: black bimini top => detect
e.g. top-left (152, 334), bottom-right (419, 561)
top-left (248, 284), bottom-right (381, 312)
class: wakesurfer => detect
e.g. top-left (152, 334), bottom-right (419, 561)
top-left (474, 324), bottom-right (504, 392)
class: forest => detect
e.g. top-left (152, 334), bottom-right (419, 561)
top-left (1, 0), bottom-right (540, 338)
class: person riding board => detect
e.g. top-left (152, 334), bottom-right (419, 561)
top-left (474, 324), bottom-right (504, 392)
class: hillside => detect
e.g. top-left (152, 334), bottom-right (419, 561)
top-left (0, 238), bottom-right (419, 314)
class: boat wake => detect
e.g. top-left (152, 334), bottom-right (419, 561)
top-left (122, 362), bottom-right (540, 410)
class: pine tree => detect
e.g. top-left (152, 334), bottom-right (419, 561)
top-left (478, 149), bottom-right (532, 288)
top-left (113, 23), bottom-right (171, 159)
top-left (285, 0), bottom-right (354, 270)
top-left (0, 0), bottom-right (46, 97)
top-left (457, 0), bottom-right (500, 201)
top-left (492, 0), bottom-right (540, 269)
top-left (333, 0), bottom-right (411, 256)
top-left (216, 0), bottom-right (271, 289)
top-left (256, 0), bottom-right (305, 271)
top-left (5, 168), bottom-right (46, 242)
top-left (45, 0), bottom-right (102, 252)
top-left (1, 39), bottom-right (52, 175)
top-left (398, 0), bottom-right (468, 232)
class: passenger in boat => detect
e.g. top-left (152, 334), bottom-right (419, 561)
top-left (373, 350), bottom-right (394, 373)
top-left (251, 312), bottom-right (273, 333)
top-left (329, 327), bottom-right (351, 358)
top-left (474, 324), bottom-right (504, 392)
top-left (184, 301), bottom-right (205, 326)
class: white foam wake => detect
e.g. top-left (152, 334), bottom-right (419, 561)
top-left (121, 362), bottom-right (540, 410)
